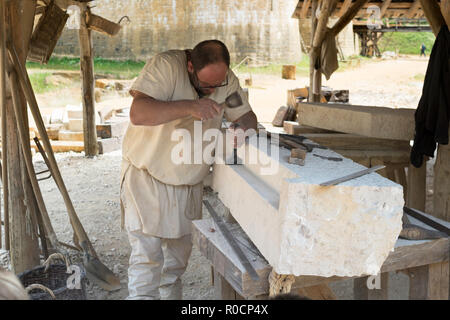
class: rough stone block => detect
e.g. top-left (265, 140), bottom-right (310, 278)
top-left (212, 136), bottom-right (404, 277)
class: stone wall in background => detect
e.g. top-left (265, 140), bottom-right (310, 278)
top-left (54, 0), bottom-right (302, 64)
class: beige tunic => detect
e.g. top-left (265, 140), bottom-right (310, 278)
top-left (120, 49), bottom-right (253, 237)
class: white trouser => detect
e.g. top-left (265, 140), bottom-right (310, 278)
top-left (126, 230), bottom-right (193, 300)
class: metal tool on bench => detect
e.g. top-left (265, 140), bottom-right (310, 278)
top-left (220, 91), bottom-right (243, 165)
top-left (401, 206), bottom-right (449, 239)
top-left (203, 200), bottom-right (260, 281)
top-left (319, 165), bottom-right (385, 186)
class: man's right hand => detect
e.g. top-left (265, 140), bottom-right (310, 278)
top-left (189, 98), bottom-right (222, 121)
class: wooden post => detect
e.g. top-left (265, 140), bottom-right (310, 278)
top-left (5, 0), bottom-right (41, 273)
top-left (434, 140), bottom-right (450, 221)
top-left (308, 0), bottom-right (318, 102)
top-left (0, 0), bottom-right (6, 249)
top-left (331, 0), bottom-right (370, 36)
top-left (443, 0), bottom-right (450, 27)
top-left (408, 262), bottom-right (449, 300)
top-left (79, 4), bottom-right (98, 157)
top-left (354, 273), bottom-right (389, 300)
top-left (407, 163), bottom-right (426, 212)
top-left (419, 0), bottom-right (445, 36)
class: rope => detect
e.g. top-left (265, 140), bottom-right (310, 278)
top-left (25, 284), bottom-right (56, 299)
top-left (268, 269), bottom-right (295, 297)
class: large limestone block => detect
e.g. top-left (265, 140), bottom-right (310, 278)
top-left (297, 102), bottom-right (415, 141)
top-left (212, 136), bottom-right (404, 277)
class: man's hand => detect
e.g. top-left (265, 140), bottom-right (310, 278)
top-left (189, 98), bottom-right (223, 121)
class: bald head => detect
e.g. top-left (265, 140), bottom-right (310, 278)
top-left (191, 40), bottom-right (230, 72)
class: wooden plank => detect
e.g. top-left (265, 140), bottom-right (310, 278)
top-left (338, 0), bottom-right (353, 17)
top-left (283, 121), bottom-right (335, 135)
top-left (407, 162), bottom-right (426, 212)
top-left (406, 0), bottom-right (421, 18)
top-left (298, 284), bottom-right (337, 300)
top-left (380, 0), bottom-right (393, 17)
top-left (428, 261), bottom-right (449, 300)
top-left (297, 102), bottom-right (415, 141)
top-left (408, 261), bottom-right (450, 300)
top-left (302, 133), bottom-right (411, 151)
top-left (58, 130), bottom-right (84, 141)
top-left (0, 0), bottom-right (6, 249)
top-left (6, 0), bottom-right (41, 273)
top-left (192, 219), bottom-right (271, 298)
top-left (309, 0), bottom-right (319, 102)
top-left (214, 270), bottom-right (240, 300)
top-left (31, 140), bottom-right (84, 153)
top-left (434, 139), bottom-right (450, 222)
top-left (380, 237), bottom-right (449, 273)
top-left (79, 5), bottom-right (98, 157)
top-left (300, 0), bottom-right (311, 19)
top-left (332, 0), bottom-right (370, 35)
top-left (443, 0), bottom-right (450, 28)
top-left (354, 273), bottom-right (389, 300)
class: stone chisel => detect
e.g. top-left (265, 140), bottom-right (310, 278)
top-left (319, 165), bottom-right (386, 187)
top-left (203, 200), bottom-right (260, 281)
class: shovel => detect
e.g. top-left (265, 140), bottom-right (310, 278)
top-left (8, 44), bottom-right (120, 291)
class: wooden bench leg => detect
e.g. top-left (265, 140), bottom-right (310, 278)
top-left (408, 262), bottom-right (449, 300)
top-left (213, 269), bottom-right (243, 300)
top-left (354, 273), bottom-right (389, 300)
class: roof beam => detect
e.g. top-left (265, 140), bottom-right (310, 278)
top-left (420, 0), bottom-right (445, 36)
top-left (380, 0), bottom-right (393, 17)
top-left (338, 0), bottom-right (353, 18)
top-left (406, 0), bottom-right (421, 18)
top-left (300, 0), bottom-right (311, 19)
top-left (443, 0), bottom-right (450, 28)
top-left (332, 0), bottom-right (370, 35)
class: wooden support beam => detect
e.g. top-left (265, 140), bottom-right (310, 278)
top-left (419, 0), bottom-right (445, 36)
top-left (408, 262), bottom-right (449, 300)
top-left (332, 0), bottom-right (370, 36)
top-left (380, 0), bottom-right (393, 17)
top-left (0, 0), bottom-right (6, 249)
top-left (309, 0), bottom-right (319, 102)
top-left (338, 0), bottom-right (353, 18)
top-left (354, 273), bottom-right (389, 300)
top-left (443, 0), bottom-right (450, 29)
top-left (312, 0), bottom-right (336, 49)
top-left (434, 141), bottom-right (450, 222)
top-left (407, 163), bottom-right (426, 212)
top-left (300, 0), bottom-right (311, 19)
top-left (5, 0), bottom-right (41, 273)
top-left (406, 0), bottom-right (421, 19)
top-left (79, 5), bottom-right (98, 157)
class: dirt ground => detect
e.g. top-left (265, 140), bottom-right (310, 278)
top-left (2, 55), bottom-right (433, 300)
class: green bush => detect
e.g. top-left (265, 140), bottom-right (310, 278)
top-left (378, 32), bottom-right (436, 55)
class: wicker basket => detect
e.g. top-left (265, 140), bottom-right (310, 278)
top-left (28, 0), bottom-right (69, 64)
top-left (18, 253), bottom-right (88, 300)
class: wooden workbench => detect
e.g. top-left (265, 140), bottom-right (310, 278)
top-left (192, 212), bottom-right (449, 300)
